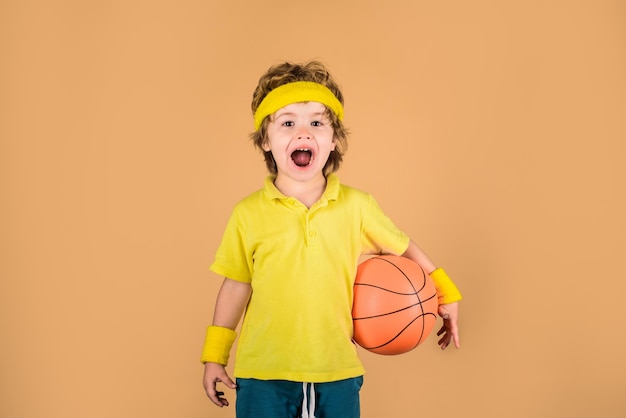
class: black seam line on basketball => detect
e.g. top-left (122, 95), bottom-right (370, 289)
top-left (353, 294), bottom-right (437, 320)
top-left (371, 256), bottom-right (428, 294)
top-left (361, 257), bottom-right (431, 320)
top-left (360, 313), bottom-right (437, 350)
top-left (353, 284), bottom-right (433, 321)
top-left (353, 283), bottom-right (421, 296)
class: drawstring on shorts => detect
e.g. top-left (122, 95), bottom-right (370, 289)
top-left (301, 382), bottom-right (316, 418)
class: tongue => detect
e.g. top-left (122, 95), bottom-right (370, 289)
top-left (292, 150), bottom-right (311, 167)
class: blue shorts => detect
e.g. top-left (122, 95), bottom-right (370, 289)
top-left (235, 376), bottom-right (364, 418)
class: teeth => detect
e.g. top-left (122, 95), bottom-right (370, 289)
top-left (291, 148), bottom-right (313, 167)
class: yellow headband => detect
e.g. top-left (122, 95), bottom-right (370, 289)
top-left (253, 81), bottom-right (344, 130)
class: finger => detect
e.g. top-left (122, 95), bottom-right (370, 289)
top-left (205, 380), bottom-right (229, 407)
top-left (439, 338), bottom-right (449, 350)
top-left (219, 373), bottom-right (237, 390)
top-left (212, 371), bottom-right (237, 407)
top-left (206, 386), bottom-right (223, 407)
top-left (438, 331), bottom-right (450, 350)
top-left (450, 323), bottom-right (461, 349)
top-left (216, 395), bottom-right (229, 407)
top-left (208, 389), bottom-right (229, 407)
top-left (207, 392), bottom-right (224, 407)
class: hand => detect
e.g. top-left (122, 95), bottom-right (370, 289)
top-left (203, 362), bottom-right (237, 407)
top-left (436, 302), bottom-right (460, 350)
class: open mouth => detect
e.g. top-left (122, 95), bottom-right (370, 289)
top-left (291, 148), bottom-right (313, 167)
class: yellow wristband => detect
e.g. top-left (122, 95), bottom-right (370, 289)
top-left (429, 268), bottom-right (463, 305)
top-left (200, 325), bottom-right (237, 365)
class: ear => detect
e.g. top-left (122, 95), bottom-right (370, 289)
top-left (261, 140), bottom-right (271, 152)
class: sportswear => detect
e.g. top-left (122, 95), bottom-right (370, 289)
top-left (235, 377), bottom-right (363, 418)
top-left (210, 174), bottom-right (409, 382)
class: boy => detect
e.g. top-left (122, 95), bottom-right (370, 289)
top-left (201, 61), bottom-right (462, 418)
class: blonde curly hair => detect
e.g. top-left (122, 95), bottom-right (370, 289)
top-left (250, 61), bottom-right (349, 176)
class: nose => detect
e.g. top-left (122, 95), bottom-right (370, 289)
top-left (296, 126), bottom-right (312, 139)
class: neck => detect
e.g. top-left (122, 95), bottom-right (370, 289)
top-left (274, 173), bottom-right (327, 208)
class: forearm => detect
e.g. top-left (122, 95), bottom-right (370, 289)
top-left (401, 240), bottom-right (462, 304)
top-left (201, 278), bottom-right (251, 365)
top-left (212, 277), bottom-right (252, 329)
top-left (401, 239), bottom-right (436, 273)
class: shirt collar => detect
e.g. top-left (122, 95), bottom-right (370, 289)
top-left (263, 173), bottom-right (340, 202)
top-left (324, 173), bottom-right (340, 201)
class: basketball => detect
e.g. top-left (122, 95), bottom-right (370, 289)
top-left (352, 255), bottom-right (438, 355)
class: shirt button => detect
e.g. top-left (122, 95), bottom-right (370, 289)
top-left (309, 230), bottom-right (317, 237)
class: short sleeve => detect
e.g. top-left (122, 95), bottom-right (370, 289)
top-left (361, 195), bottom-right (410, 255)
top-left (209, 209), bottom-right (254, 283)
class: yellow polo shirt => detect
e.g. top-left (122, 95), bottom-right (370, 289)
top-left (210, 174), bottom-right (410, 382)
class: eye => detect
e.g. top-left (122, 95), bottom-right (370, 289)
top-left (311, 121), bottom-right (323, 127)
top-left (282, 121), bottom-right (295, 127)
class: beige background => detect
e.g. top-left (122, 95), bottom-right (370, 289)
top-left (2, 1), bottom-right (625, 417)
